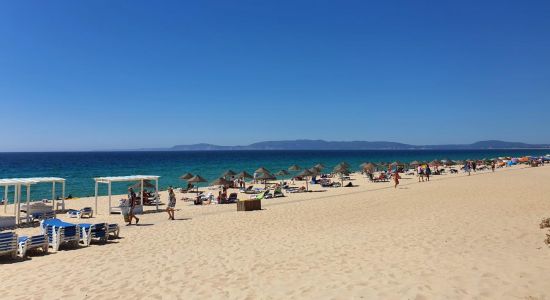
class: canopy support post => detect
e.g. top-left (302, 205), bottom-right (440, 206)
top-left (26, 184), bottom-right (31, 223)
top-left (108, 181), bottom-right (112, 214)
top-left (15, 185), bottom-right (20, 224)
top-left (94, 181), bottom-right (99, 215)
top-left (3, 185), bottom-right (7, 213)
top-left (140, 179), bottom-right (144, 214)
top-left (61, 181), bottom-right (65, 210)
top-left (155, 179), bottom-right (159, 211)
top-left (52, 181), bottom-right (56, 214)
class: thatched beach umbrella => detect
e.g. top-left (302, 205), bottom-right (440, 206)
top-left (288, 165), bottom-right (301, 171)
top-left (221, 169), bottom-right (236, 178)
top-left (409, 160), bottom-right (420, 167)
top-left (236, 171), bottom-right (253, 179)
top-left (314, 163), bottom-right (325, 169)
top-left (333, 165), bottom-right (350, 186)
top-left (210, 177), bottom-right (230, 187)
top-left (336, 161), bottom-right (350, 169)
top-left (360, 162), bottom-right (372, 168)
top-left (362, 162), bottom-right (376, 172)
top-left (308, 167), bottom-right (320, 176)
top-left (256, 172), bottom-right (276, 188)
top-left (430, 160), bottom-right (442, 166)
top-left (255, 167), bottom-right (271, 174)
top-left (180, 173), bottom-right (194, 180)
top-left (297, 169), bottom-right (314, 191)
top-left (443, 159), bottom-right (455, 166)
top-left (129, 180), bottom-right (156, 190)
top-left (276, 170), bottom-right (289, 176)
top-left (187, 175), bottom-right (207, 194)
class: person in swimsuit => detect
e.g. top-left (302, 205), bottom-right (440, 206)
top-left (393, 170), bottom-right (400, 188)
top-left (127, 188), bottom-right (140, 225)
top-left (166, 187), bottom-right (176, 220)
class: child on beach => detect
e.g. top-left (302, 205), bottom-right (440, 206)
top-left (166, 187), bottom-right (176, 220)
top-left (417, 165), bottom-right (424, 182)
top-left (393, 170), bottom-right (401, 188)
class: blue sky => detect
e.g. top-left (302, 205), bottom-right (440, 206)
top-left (1, 0), bottom-right (549, 151)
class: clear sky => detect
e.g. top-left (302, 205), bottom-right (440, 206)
top-left (1, 1), bottom-right (549, 151)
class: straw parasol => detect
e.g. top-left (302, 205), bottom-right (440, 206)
top-left (360, 162), bottom-right (372, 168)
top-left (312, 165), bottom-right (323, 173)
top-left (255, 167), bottom-right (271, 174)
top-left (256, 172), bottom-right (276, 188)
top-left (276, 170), bottom-right (289, 176)
top-left (333, 165), bottom-right (350, 186)
top-left (211, 177), bottom-right (230, 187)
top-left (430, 160), bottom-right (442, 166)
top-left (288, 165), bottom-right (301, 171)
top-left (409, 160), bottom-right (420, 167)
top-left (129, 180), bottom-right (156, 190)
top-left (180, 173), bottom-right (193, 180)
top-left (443, 159), bottom-right (455, 166)
top-left (336, 161), bottom-right (350, 169)
top-left (236, 171), bottom-right (253, 179)
top-left (314, 163), bottom-right (325, 169)
top-left (187, 175), bottom-right (207, 194)
top-left (362, 162), bottom-right (376, 172)
top-left (221, 170), bottom-right (236, 178)
top-left (308, 167), bottom-right (320, 176)
top-left (297, 169), bottom-right (314, 191)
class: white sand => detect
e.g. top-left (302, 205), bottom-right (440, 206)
top-left (2, 164), bottom-right (550, 299)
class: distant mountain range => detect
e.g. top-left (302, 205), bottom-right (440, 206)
top-left (136, 140), bottom-right (550, 151)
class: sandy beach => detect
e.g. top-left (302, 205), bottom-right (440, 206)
top-left (2, 164), bottom-right (550, 299)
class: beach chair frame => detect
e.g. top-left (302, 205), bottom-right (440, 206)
top-left (0, 231), bottom-right (18, 259)
top-left (18, 234), bottom-right (48, 258)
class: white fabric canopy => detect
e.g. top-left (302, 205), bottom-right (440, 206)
top-left (0, 177), bottom-right (66, 224)
top-left (94, 175), bottom-right (160, 214)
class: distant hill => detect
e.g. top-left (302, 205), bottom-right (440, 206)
top-left (139, 139), bottom-right (550, 151)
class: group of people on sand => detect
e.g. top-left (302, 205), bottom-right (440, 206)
top-left (126, 186), bottom-right (177, 225)
top-left (417, 165), bottom-right (432, 182)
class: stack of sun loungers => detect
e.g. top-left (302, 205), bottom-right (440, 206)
top-left (18, 234), bottom-right (48, 258)
top-left (1, 218), bottom-right (120, 261)
top-left (40, 218), bottom-right (81, 251)
top-left (0, 231), bottom-right (18, 259)
top-left (79, 222), bottom-right (108, 246)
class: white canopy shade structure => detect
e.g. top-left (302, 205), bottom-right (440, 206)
top-left (94, 175), bottom-right (160, 214)
top-left (0, 177), bottom-right (66, 224)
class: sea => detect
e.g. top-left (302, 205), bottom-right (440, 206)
top-left (0, 150), bottom-right (548, 201)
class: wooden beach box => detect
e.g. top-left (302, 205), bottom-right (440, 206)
top-left (237, 199), bottom-right (261, 211)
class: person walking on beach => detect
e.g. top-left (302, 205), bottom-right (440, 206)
top-left (491, 161), bottom-right (496, 172)
top-left (464, 161), bottom-right (471, 176)
top-left (425, 165), bottom-right (431, 181)
top-left (166, 187), bottom-right (176, 220)
top-left (127, 188), bottom-right (140, 225)
top-left (417, 165), bottom-right (424, 182)
top-left (393, 170), bottom-right (401, 188)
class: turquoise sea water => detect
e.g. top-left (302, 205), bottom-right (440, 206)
top-left (0, 150), bottom-right (548, 200)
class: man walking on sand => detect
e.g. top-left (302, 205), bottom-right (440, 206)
top-left (127, 187), bottom-right (140, 225)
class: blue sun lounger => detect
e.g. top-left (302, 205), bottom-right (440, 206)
top-left (18, 234), bottom-right (48, 258)
top-left (0, 231), bottom-right (18, 259)
top-left (40, 218), bottom-right (80, 251)
top-left (79, 223), bottom-right (108, 246)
